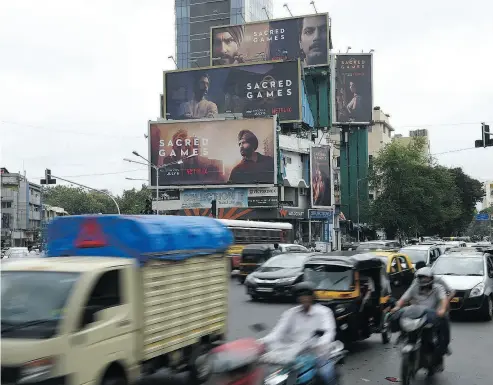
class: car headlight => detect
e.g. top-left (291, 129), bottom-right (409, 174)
top-left (470, 283), bottom-right (485, 298)
top-left (19, 357), bottom-right (55, 383)
top-left (335, 304), bottom-right (346, 314)
top-left (400, 317), bottom-right (426, 332)
top-left (265, 370), bottom-right (289, 385)
top-left (277, 276), bottom-right (297, 284)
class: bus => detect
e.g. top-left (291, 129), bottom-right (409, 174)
top-left (218, 220), bottom-right (294, 271)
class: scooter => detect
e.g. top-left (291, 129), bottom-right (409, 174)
top-left (260, 330), bottom-right (346, 385)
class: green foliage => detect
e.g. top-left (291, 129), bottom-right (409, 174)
top-left (43, 184), bottom-right (151, 215)
top-left (369, 137), bottom-right (484, 238)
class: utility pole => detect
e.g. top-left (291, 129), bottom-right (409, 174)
top-left (211, 199), bottom-right (217, 218)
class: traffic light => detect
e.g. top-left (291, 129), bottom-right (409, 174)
top-left (40, 169), bottom-right (56, 185)
top-left (475, 123), bottom-right (493, 148)
top-left (211, 199), bottom-right (217, 218)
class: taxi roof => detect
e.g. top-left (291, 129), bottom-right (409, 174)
top-left (305, 252), bottom-right (384, 269)
top-left (1, 257), bottom-right (135, 273)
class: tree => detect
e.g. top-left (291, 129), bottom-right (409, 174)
top-left (369, 137), bottom-right (463, 238)
top-left (118, 185), bottom-right (152, 214)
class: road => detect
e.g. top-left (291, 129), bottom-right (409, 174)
top-left (142, 280), bottom-right (492, 385)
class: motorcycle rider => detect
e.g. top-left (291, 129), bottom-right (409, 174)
top-left (391, 267), bottom-right (449, 368)
top-left (259, 282), bottom-right (337, 384)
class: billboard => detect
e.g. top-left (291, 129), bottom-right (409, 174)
top-left (210, 14), bottom-right (329, 68)
top-left (310, 146), bottom-right (331, 208)
top-left (163, 60), bottom-right (301, 123)
top-left (334, 54), bottom-right (373, 124)
top-left (149, 118), bottom-right (277, 188)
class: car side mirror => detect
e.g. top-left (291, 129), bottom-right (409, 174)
top-left (82, 305), bottom-right (102, 327)
top-left (313, 329), bottom-right (325, 337)
top-left (488, 270), bottom-right (493, 278)
top-left (415, 261), bottom-right (426, 270)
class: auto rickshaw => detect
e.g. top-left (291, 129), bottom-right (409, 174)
top-left (303, 252), bottom-right (392, 344)
top-left (238, 244), bottom-right (281, 284)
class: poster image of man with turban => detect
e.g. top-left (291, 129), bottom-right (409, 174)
top-left (229, 129), bottom-right (274, 184)
top-left (212, 26), bottom-right (245, 66)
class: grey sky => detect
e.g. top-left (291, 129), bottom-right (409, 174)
top-left (1, 0), bottom-right (492, 194)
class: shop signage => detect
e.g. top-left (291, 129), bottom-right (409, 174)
top-left (278, 208), bottom-right (306, 219)
top-left (308, 209), bottom-right (334, 221)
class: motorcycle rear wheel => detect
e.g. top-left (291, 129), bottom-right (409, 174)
top-left (400, 356), bottom-right (413, 385)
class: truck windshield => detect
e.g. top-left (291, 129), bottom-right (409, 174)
top-left (1, 271), bottom-right (80, 338)
top-left (304, 265), bottom-right (354, 291)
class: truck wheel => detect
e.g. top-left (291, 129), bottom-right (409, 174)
top-left (102, 375), bottom-right (127, 385)
top-left (189, 345), bottom-right (212, 384)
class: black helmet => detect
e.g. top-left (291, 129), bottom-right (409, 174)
top-left (292, 282), bottom-right (315, 297)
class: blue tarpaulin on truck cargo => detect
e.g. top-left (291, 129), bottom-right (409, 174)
top-left (45, 215), bottom-right (233, 264)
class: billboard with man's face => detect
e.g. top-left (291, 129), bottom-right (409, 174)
top-left (149, 118), bottom-right (277, 188)
top-left (311, 146), bottom-right (331, 208)
top-left (334, 54), bottom-right (373, 124)
top-left (163, 60), bottom-right (301, 123)
top-left (211, 14), bottom-right (329, 67)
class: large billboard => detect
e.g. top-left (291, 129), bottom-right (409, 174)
top-left (310, 146), bottom-right (331, 208)
top-left (210, 14), bottom-right (329, 68)
top-left (334, 54), bottom-right (373, 124)
top-left (163, 60), bottom-right (301, 123)
top-left (149, 118), bottom-right (277, 188)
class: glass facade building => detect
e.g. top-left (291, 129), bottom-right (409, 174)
top-left (175, 0), bottom-right (273, 68)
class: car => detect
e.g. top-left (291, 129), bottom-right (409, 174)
top-left (399, 244), bottom-right (442, 268)
top-left (432, 251), bottom-right (493, 320)
top-left (244, 252), bottom-right (312, 301)
top-left (371, 251), bottom-right (415, 299)
top-left (355, 240), bottom-right (401, 251)
top-left (2, 247), bottom-right (29, 260)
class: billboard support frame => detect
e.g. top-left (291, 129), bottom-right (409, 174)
top-left (332, 52), bottom-right (373, 126)
top-left (147, 116), bottom-right (279, 190)
top-left (163, 59), bottom-right (302, 124)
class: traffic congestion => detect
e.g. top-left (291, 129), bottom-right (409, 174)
top-left (1, 215), bottom-right (492, 385)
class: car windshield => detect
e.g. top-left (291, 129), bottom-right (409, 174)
top-left (401, 249), bottom-right (428, 263)
top-left (1, 271), bottom-right (80, 326)
top-left (433, 257), bottom-right (484, 276)
top-left (304, 265), bottom-right (354, 291)
top-left (262, 254), bottom-right (307, 268)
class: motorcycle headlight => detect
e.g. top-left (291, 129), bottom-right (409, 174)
top-left (277, 276), bottom-right (297, 284)
top-left (470, 283), bottom-right (485, 298)
top-left (265, 370), bottom-right (289, 385)
top-left (400, 317), bottom-right (426, 332)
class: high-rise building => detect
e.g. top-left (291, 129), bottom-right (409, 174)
top-left (175, 0), bottom-right (273, 69)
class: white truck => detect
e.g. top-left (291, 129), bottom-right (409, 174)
top-left (1, 215), bottom-right (233, 385)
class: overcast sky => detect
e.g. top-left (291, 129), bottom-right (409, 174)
top-left (1, 0), bottom-right (492, 194)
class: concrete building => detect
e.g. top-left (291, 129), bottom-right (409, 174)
top-left (175, 0), bottom-right (273, 68)
top-left (43, 204), bottom-right (69, 222)
top-left (482, 180), bottom-right (493, 210)
top-left (393, 128), bottom-right (431, 158)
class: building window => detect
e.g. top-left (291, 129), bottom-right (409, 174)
top-left (1, 201), bottom-right (12, 208)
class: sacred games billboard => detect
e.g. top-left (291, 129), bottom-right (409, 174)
top-left (310, 146), bottom-right (331, 208)
top-left (334, 53), bottom-right (373, 125)
top-left (148, 118), bottom-right (277, 188)
top-left (211, 13), bottom-right (329, 67)
top-left (163, 60), bottom-right (301, 123)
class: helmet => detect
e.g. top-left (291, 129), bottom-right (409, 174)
top-left (292, 282), bottom-right (315, 297)
top-left (415, 267), bottom-right (434, 288)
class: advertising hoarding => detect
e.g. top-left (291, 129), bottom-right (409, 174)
top-left (149, 118), bottom-right (277, 188)
top-left (310, 146), bottom-right (331, 208)
top-left (210, 14), bottom-right (329, 68)
top-left (334, 54), bottom-right (373, 124)
top-left (163, 60), bottom-right (301, 123)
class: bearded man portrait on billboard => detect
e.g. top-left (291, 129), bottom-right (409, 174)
top-left (229, 130), bottom-right (274, 184)
top-left (299, 15), bottom-right (328, 66)
top-left (179, 72), bottom-right (218, 119)
top-left (212, 26), bottom-right (245, 65)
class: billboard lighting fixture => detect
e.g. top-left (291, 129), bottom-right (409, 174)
top-left (309, 1), bottom-right (318, 14)
top-left (283, 3), bottom-right (293, 17)
top-left (262, 6), bottom-right (270, 19)
top-left (346, 46), bottom-right (351, 53)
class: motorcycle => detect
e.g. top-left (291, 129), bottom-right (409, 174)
top-left (260, 330), bottom-right (346, 385)
top-left (396, 305), bottom-right (445, 385)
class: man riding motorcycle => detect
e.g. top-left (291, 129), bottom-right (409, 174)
top-left (391, 267), bottom-right (450, 368)
top-left (259, 282), bottom-right (337, 384)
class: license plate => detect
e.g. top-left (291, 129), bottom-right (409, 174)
top-left (257, 287), bottom-right (273, 293)
top-left (451, 297), bottom-right (460, 303)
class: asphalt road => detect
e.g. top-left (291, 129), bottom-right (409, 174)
top-left (141, 280), bottom-right (493, 385)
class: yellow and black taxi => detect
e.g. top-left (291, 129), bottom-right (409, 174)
top-left (304, 252), bottom-right (392, 344)
top-left (238, 244), bottom-right (280, 284)
top-left (371, 250), bottom-right (415, 299)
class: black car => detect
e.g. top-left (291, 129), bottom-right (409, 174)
top-left (244, 252), bottom-right (313, 301)
top-left (432, 251), bottom-right (493, 321)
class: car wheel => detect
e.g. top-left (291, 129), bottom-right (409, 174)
top-left (238, 277), bottom-right (246, 285)
top-left (250, 294), bottom-right (259, 301)
top-left (481, 296), bottom-right (493, 321)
